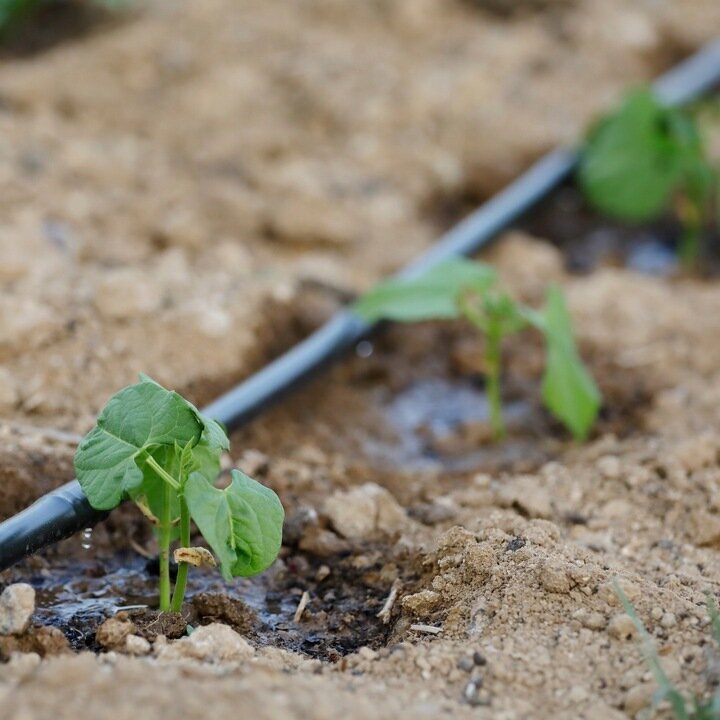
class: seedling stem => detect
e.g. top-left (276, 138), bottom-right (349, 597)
top-left (171, 498), bottom-right (191, 612)
top-left (484, 320), bottom-right (504, 440)
top-left (159, 482), bottom-right (172, 612)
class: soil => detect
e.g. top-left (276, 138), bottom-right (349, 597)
top-left (2, 1), bottom-right (720, 718)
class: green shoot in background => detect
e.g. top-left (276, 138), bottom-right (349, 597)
top-left (579, 88), bottom-right (719, 269)
top-left (615, 581), bottom-right (720, 720)
top-left (74, 375), bottom-right (284, 613)
top-left (0, 0), bottom-right (132, 37)
top-left (354, 258), bottom-right (601, 442)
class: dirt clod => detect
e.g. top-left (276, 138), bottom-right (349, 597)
top-left (324, 484), bottom-right (409, 541)
top-left (0, 626), bottom-right (70, 659)
top-left (607, 614), bottom-right (639, 641)
top-left (156, 623), bottom-right (254, 664)
top-left (95, 614), bottom-right (136, 651)
top-left (129, 611), bottom-right (187, 643)
top-left (191, 593), bottom-right (256, 634)
top-left (0, 584), bottom-right (35, 636)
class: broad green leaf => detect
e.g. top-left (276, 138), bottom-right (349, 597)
top-left (354, 259), bottom-right (496, 323)
top-left (185, 469), bottom-right (284, 580)
top-left (139, 373), bottom-right (229, 485)
top-left (579, 89), bottom-right (688, 221)
top-left (533, 287), bottom-right (601, 441)
top-left (74, 381), bottom-right (203, 510)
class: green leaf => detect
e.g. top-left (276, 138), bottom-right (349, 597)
top-left (74, 381), bottom-right (204, 510)
top-left (185, 469), bottom-right (284, 580)
top-left (579, 89), bottom-right (689, 221)
top-left (533, 287), bottom-right (601, 441)
top-left (354, 259), bottom-right (497, 322)
top-left (191, 415), bottom-right (229, 484)
top-left (138, 373), bottom-right (229, 485)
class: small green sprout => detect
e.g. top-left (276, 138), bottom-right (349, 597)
top-left (74, 375), bottom-right (284, 613)
top-left (615, 581), bottom-right (720, 719)
top-left (354, 258), bottom-right (601, 442)
top-left (579, 88), bottom-right (718, 269)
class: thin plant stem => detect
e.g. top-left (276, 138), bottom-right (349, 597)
top-left (678, 185), bottom-right (705, 270)
top-left (679, 212), bottom-right (701, 269)
top-left (158, 481), bottom-right (172, 612)
top-left (170, 497), bottom-right (191, 612)
top-left (485, 321), bottom-right (505, 440)
top-left (146, 456), bottom-right (180, 489)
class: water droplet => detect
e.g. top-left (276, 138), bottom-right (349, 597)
top-left (81, 528), bottom-right (93, 550)
top-left (355, 340), bottom-right (373, 358)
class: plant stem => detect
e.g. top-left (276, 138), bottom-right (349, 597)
top-left (146, 456), bottom-right (180, 489)
top-left (158, 481), bottom-right (172, 612)
top-left (485, 321), bottom-right (504, 441)
top-left (678, 189), bottom-right (704, 270)
top-left (170, 497), bottom-right (191, 612)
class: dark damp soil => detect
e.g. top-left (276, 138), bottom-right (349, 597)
top-left (9, 539), bottom-right (413, 661)
top-left (520, 184), bottom-right (720, 278)
top-left (425, 180), bottom-right (720, 278)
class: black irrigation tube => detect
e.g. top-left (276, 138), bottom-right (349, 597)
top-left (2, 40), bottom-right (720, 573)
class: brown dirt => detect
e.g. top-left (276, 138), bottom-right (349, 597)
top-left (2, 1), bottom-right (720, 719)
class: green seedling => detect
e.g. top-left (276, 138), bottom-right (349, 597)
top-left (615, 581), bottom-right (720, 719)
top-left (74, 375), bottom-right (284, 613)
top-left (579, 88), bottom-right (718, 269)
top-left (354, 258), bottom-right (600, 442)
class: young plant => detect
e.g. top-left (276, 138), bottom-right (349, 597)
top-left (74, 375), bottom-right (284, 613)
top-left (615, 582), bottom-right (720, 719)
top-left (579, 88), bottom-right (718, 269)
top-left (354, 258), bottom-right (600, 442)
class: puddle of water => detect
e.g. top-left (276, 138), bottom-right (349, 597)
top-left (361, 377), bottom-right (546, 473)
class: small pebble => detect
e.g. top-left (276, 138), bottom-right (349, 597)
top-left (660, 612), bottom-right (677, 629)
top-left (581, 612), bottom-right (607, 631)
top-left (473, 650), bottom-right (487, 666)
top-left (0, 584), bottom-right (35, 636)
top-left (457, 656), bottom-right (474, 673)
top-left (608, 614), bottom-right (639, 641)
top-left (125, 634), bottom-right (151, 656)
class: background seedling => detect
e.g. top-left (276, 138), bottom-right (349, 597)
top-left (0, 0), bottom-right (131, 37)
top-left (579, 88), bottom-right (719, 269)
top-left (615, 581), bottom-right (720, 719)
top-left (354, 258), bottom-right (601, 442)
top-left (74, 375), bottom-right (284, 613)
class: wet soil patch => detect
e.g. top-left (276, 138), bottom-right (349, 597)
top-left (6, 541), bottom-right (405, 660)
top-left (235, 319), bottom-right (656, 492)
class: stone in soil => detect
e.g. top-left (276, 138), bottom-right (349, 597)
top-left (0, 584), bottom-right (35, 636)
top-left (155, 623), bottom-right (255, 663)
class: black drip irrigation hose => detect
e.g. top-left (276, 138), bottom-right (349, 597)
top-left (2, 40), bottom-right (720, 573)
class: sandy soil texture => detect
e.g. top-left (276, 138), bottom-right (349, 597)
top-left (2, 1), bottom-right (720, 719)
